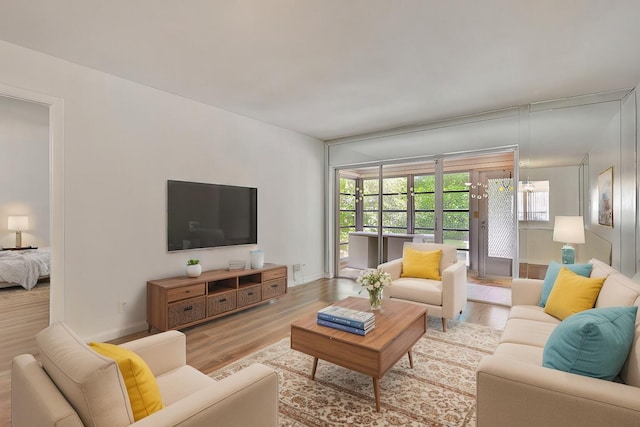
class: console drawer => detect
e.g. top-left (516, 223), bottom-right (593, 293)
top-left (262, 278), bottom-right (286, 299)
top-left (238, 285), bottom-right (262, 307)
top-left (167, 283), bottom-right (205, 303)
top-left (262, 267), bottom-right (287, 282)
top-left (208, 290), bottom-right (237, 316)
top-left (168, 297), bottom-right (205, 328)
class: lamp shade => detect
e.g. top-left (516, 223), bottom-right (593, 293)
top-left (553, 216), bottom-right (585, 244)
top-left (8, 215), bottom-right (29, 231)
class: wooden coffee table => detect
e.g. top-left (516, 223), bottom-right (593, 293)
top-left (290, 296), bottom-right (427, 412)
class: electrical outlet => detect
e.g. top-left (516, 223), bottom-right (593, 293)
top-left (119, 300), bottom-right (128, 313)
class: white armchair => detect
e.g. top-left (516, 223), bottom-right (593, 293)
top-left (12, 321), bottom-right (278, 427)
top-left (378, 242), bottom-right (467, 332)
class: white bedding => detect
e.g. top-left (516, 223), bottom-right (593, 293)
top-left (0, 248), bottom-right (50, 290)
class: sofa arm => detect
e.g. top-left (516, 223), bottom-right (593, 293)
top-left (132, 363), bottom-right (278, 427)
top-left (119, 330), bottom-right (186, 377)
top-left (511, 278), bottom-right (544, 306)
top-left (441, 261), bottom-right (467, 318)
top-left (378, 258), bottom-right (402, 280)
top-left (477, 355), bottom-right (640, 427)
top-left (12, 354), bottom-right (83, 427)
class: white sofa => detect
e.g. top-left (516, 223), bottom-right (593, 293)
top-left (378, 242), bottom-right (467, 331)
top-left (477, 258), bottom-right (640, 426)
top-left (12, 322), bottom-right (278, 427)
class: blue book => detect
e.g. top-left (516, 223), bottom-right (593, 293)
top-left (317, 318), bottom-right (375, 336)
top-left (317, 305), bottom-right (375, 330)
top-left (317, 312), bottom-right (375, 329)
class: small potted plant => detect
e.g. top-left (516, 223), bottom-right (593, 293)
top-left (186, 259), bottom-right (202, 278)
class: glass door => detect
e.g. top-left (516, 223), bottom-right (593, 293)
top-left (477, 170), bottom-right (517, 278)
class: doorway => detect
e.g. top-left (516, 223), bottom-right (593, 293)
top-left (0, 83), bottom-right (64, 324)
top-left (0, 94), bottom-right (52, 386)
top-left (476, 170), bottom-right (517, 278)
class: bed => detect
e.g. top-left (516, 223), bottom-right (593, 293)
top-left (0, 248), bottom-right (50, 290)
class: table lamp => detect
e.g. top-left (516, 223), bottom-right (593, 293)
top-left (8, 215), bottom-right (29, 248)
top-left (552, 216), bottom-right (585, 264)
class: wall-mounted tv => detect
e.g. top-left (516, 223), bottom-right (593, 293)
top-left (167, 180), bottom-right (257, 251)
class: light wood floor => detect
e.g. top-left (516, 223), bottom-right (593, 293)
top-left (0, 277), bottom-right (509, 427)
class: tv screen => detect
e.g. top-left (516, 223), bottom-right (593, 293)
top-left (167, 180), bottom-right (257, 251)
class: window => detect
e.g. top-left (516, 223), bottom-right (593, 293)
top-left (338, 178), bottom-right (356, 259)
top-left (413, 174), bottom-right (435, 237)
top-left (382, 177), bottom-right (408, 234)
top-left (518, 180), bottom-right (549, 221)
top-left (443, 173), bottom-right (470, 256)
top-left (361, 178), bottom-right (379, 233)
top-left (361, 177), bottom-right (410, 234)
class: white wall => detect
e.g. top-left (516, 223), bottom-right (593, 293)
top-left (0, 40), bottom-right (325, 340)
top-left (0, 96), bottom-right (49, 248)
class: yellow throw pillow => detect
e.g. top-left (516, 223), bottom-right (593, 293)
top-left (90, 342), bottom-right (164, 421)
top-left (401, 248), bottom-right (443, 280)
top-left (544, 267), bottom-right (605, 320)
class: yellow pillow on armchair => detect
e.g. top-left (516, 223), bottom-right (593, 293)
top-left (90, 342), bottom-right (164, 421)
top-left (543, 267), bottom-right (605, 320)
top-left (401, 248), bottom-right (443, 280)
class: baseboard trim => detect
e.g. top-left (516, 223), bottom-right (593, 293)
top-left (86, 321), bottom-right (149, 343)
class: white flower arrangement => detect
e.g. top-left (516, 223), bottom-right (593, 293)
top-left (356, 267), bottom-right (392, 291)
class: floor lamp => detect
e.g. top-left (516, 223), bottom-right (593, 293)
top-left (552, 216), bottom-right (585, 264)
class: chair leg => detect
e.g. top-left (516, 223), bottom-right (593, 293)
top-left (441, 317), bottom-right (447, 332)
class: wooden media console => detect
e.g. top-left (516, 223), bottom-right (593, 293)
top-left (147, 263), bottom-right (287, 332)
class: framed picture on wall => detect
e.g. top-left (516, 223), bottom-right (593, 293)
top-left (598, 166), bottom-right (613, 227)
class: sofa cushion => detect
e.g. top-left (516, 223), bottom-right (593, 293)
top-left (386, 277), bottom-right (442, 305)
top-left (499, 318), bottom-right (558, 348)
top-left (543, 306), bottom-right (637, 380)
top-left (90, 342), bottom-right (164, 421)
top-left (493, 342), bottom-right (544, 365)
top-left (596, 272), bottom-right (640, 308)
top-left (539, 261), bottom-right (593, 307)
top-left (620, 305), bottom-right (640, 387)
top-left (401, 248), bottom-right (442, 280)
top-left (544, 267), bottom-right (605, 320)
top-left (508, 305), bottom-right (559, 324)
top-left (36, 322), bottom-right (133, 427)
top-left (589, 257), bottom-right (617, 278)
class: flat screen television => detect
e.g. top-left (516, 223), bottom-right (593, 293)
top-left (167, 180), bottom-right (257, 251)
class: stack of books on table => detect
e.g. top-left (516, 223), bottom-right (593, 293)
top-left (317, 305), bottom-right (375, 336)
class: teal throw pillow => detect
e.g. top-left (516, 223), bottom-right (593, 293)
top-left (543, 306), bottom-right (637, 380)
top-left (539, 261), bottom-right (593, 307)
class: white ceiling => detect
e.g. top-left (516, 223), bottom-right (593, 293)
top-left (0, 1), bottom-right (639, 141)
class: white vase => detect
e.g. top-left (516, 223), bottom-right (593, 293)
top-left (250, 249), bottom-right (264, 269)
top-left (186, 264), bottom-right (202, 278)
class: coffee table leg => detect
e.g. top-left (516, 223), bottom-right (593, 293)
top-left (311, 357), bottom-right (318, 380)
top-left (373, 378), bottom-right (381, 412)
top-left (407, 350), bottom-right (414, 368)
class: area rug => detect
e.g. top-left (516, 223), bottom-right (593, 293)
top-left (209, 318), bottom-right (502, 426)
